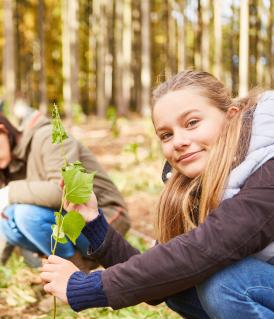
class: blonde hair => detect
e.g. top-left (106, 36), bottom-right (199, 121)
top-left (153, 70), bottom-right (259, 243)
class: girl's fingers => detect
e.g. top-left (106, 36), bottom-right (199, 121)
top-left (48, 254), bottom-right (66, 264)
top-left (59, 179), bottom-right (64, 189)
top-left (44, 282), bottom-right (54, 294)
top-left (64, 201), bottom-right (77, 212)
top-left (65, 203), bottom-right (73, 211)
top-left (64, 199), bottom-right (69, 208)
top-left (41, 263), bottom-right (57, 272)
top-left (40, 271), bottom-right (54, 282)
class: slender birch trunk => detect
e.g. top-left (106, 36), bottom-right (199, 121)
top-left (3, 0), bottom-right (16, 109)
top-left (141, 0), bottom-right (151, 116)
top-left (239, 0), bottom-right (249, 96)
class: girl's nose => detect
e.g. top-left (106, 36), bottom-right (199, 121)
top-left (173, 132), bottom-right (191, 150)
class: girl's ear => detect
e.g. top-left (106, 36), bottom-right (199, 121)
top-left (227, 106), bottom-right (239, 118)
top-left (0, 124), bottom-right (8, 135)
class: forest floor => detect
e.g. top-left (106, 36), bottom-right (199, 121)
top-left (0, 116), bottom-right (180, 319)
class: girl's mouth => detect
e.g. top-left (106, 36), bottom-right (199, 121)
top-left (177, 151), bottom-right (203, 163)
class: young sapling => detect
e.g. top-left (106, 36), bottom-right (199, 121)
top-left (50, 105), bottom-right (96, 318)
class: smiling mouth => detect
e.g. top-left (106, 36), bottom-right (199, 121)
top-left (176, 151), bottom-right (202, 162)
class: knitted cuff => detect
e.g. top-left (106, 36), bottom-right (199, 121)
top-left (67, 270), bottom-right (108, 312)
top-left (82, 208), bottom-right (109, 251)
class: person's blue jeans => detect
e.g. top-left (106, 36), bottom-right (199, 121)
top-left (0, 204), bottom-right (90, 258)
top-left (166, 257), bottom-right (274, 319)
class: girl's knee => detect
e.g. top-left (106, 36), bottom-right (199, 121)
top-left (196, 263), bottom-right (243, 316)
top-left (197, 274), bottom-right (225, 315)
top-left (197, 258), bottom-right (274, 317)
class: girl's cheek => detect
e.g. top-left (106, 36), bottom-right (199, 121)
top-left (164, 147), bottom-right (173, 161)
top-left (161, 146), bottom-right (169, 158)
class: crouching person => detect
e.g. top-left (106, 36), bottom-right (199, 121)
top-left (0, 111), bottom-right (130, 270)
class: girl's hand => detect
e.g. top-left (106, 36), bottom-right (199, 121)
top-left (40, 255), bottom-right (79, 303)
top-left (60, 179), bottom-right (99, 223)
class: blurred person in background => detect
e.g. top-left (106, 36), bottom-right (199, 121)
top-left (0, 108), bottom-right (130, 270)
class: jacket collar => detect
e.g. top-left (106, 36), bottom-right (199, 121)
top-left (224, 91), bottom-right (274, 199)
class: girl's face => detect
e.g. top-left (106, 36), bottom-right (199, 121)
top-left (0, 132), bottom-right (12, 169)
top-left (153, 88), bottom-right (227, 178)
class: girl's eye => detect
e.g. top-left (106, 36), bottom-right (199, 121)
top-left (186, 119), bottom-right (199, 128)
top-left (160, 132), bottom-right (172, 141)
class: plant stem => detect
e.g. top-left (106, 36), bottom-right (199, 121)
top-left (52, 296), bottom-right (57, 318)
top-left (51, 189), bottom-right (65, 255)
top-left (61, 142), bottom-right (68, 167)
top-left (51, 105), bottom-right (68, 319)
top-left (51, 188), bottom-right (65, 319)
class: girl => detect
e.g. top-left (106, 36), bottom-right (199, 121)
top-left (41, 70), bottom-right (274, 319)
top-left (0, 111), bottom-right (129, 269)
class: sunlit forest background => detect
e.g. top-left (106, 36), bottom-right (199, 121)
top-left (0, 1), bottom-right (274, 318)
top-left (0, 0), bottom-right (273, 119)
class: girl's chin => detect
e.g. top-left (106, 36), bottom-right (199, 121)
top-left (177, 163), bottom-right (205, 178)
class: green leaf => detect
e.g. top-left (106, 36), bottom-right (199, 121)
top-left (62, 161), bottom-right (96, 204)
top-left (51, 225), bottom-right (68, 244)
top-left (63, 161), bottom-right (86, 173)
top-left (63, 211), bottom-right (86, 245)
top-left (51, 104), bottom-right (68, 144)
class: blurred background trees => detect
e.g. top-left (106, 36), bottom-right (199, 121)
top-left (0, 0), bottom-right (273, 119)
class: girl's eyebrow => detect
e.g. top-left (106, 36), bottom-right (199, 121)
top-left (156, 108), bottom-right (200, 133)
top-left (178, 108), bottom-right (201, 119)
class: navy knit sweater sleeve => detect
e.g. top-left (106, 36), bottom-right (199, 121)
top-left (82, 208), bottom-right (109, 251)
top-left (67, 208), bottom-right (109, 312)
top-left (67, 271), bottom-right (108, 311)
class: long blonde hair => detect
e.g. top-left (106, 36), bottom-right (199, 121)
top-left (153, 70), bottom-right (259, 243)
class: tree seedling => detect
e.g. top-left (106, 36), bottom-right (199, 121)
top-left (124, 142), bottom-right (140, 164)
top-left (107, 106), bottom-right (120, 137)
top-left (50, 104), bottom-right (96, 318)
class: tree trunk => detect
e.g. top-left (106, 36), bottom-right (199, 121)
top-left (105, 0), bottom-right (113, 109)
top-left (256, 0), bottom-right (265, 86)
top-left (177, 0), bottom-right (186, 71)
top-left (141, 0), bottom-right (151, 116)
top-left (230, 0), bottom-right (239, 95)
top-left (14, 1), bottom-right (21, 95)
top-left (213, 0), bottom-right (222, 80)
top-left (62, 0), bottom-right (79, 121)
top-left (88, 0), bottom-right (97, 113)
top-left (37, 0), bottom-right (48, 114)
top-left (201, 0), bottom-right (210, 71)
top-left (96, 1), bottom-right (107, 117)
top-left (194, 0), bottom-right (202, 69)
top-left (132, 0), bottom-right (142, 113)
top-left (114, 0), bottom-right (124, 115)
top-left (3, 0), bottom-right (16, 109)
top-left (70, 0), bottom-right (79, 107)
top-left (122, 0), bottom-right (132, 115)
top-left (78, 0), bottom-right (91, 115)
top-left (166, 0), bottom-right (177, 74)
top-left (62, 0), bottom-right (72, 119)
top-left (239, 0), bottom-right (249, 96)
top-left (267, 0), bottom-right (273, 87)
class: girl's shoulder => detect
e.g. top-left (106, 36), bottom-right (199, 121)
top-left (258, 90), bottom-right (274, 103)
top-left (254, 90), bottom-right (274, 116)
